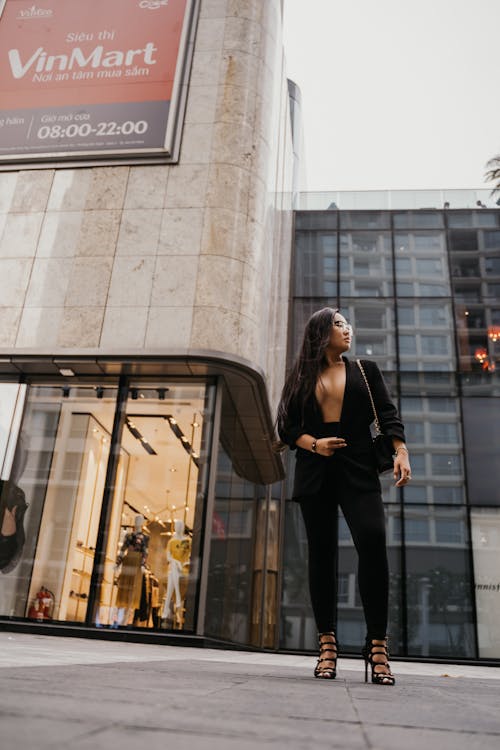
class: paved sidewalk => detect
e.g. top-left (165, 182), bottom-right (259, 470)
top-left (1, 633), bottom-right (500, 750)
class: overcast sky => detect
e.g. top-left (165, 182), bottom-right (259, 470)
top-left (283, 0), bottom-right (500, 192)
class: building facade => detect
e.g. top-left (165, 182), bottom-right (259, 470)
top-left (280, 204), bottom-right (500, 661)
top-left (0, 0), bottom-right (293, 649)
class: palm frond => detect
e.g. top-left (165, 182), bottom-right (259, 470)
top-left (484, 154), bottom-right (500, 195)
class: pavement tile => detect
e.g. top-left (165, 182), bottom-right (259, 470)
top-left (1, 634), bottom-right (500, 750)
top-left (366, 724), bottom-right (500, 750)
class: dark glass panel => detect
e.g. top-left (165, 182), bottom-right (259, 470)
top-left (295, 211), bottom-right (338, 231)
top-left (339, 232), bottom-right (393, 297)
top-left (404, 505), bottom-right (475, 658)
top-left (449, 230), bottom-right (479, 252)
top-left (339, 211), bottom-right (390, 230)
top-left (462, 398), bottom-right (500, 506)
top-left (393, 211), bottom-right (444, 229)
top-left (340, 299), bottom-right (397, 370)
top-left (294, 231), bottom-right (338, 297)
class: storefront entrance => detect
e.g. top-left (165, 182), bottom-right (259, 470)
top-left (0, 379), bottom-right (214, 634)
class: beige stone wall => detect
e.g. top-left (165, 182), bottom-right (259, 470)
top-left (0, 0), bottom-right (293, 402)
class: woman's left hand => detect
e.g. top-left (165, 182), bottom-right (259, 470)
top-left (394, 453), bottom-right (411, 487)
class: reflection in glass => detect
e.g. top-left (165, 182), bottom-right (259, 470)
top-left (341, 299), bottom-right (396, 370)
top-left (205, 444), bottom-right (266, 646)
top-left (462, 398), bottom-right (500, 506)
top-left (395, 231), bottom-right (450, 297)
top-left (339, 232), bottom-right (393, 297)
top-left (98, 382), bottom-right (211, 632)
top-left (0, 385), bottom-right (117, 622)
top-left (397, 301), bottom-right (455, 372)
top-left (471, 509), bottom-right (500, 657)
top-left (294, 231), bottom-right (337, 297)
top-left (404, 505), bottom-right (475, 657)
top-left (400, 397), bottom-right (464, 505)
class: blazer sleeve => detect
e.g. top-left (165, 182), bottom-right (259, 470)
top-left (363, 360), bottom-right (406, 442)
top-left (278, 395), bottom-right (306, 450)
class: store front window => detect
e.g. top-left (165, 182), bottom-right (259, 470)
top-left (0, 380), bottom-right (214, 633)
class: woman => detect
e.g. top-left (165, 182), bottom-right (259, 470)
top-left (277, 308), bottom-right (411, 685)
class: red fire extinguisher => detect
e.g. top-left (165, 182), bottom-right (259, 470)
top-left (28, 587), bottom-right (55, 621)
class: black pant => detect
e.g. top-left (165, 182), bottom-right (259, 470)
top-left (299, 432), bottom-right (389, 639)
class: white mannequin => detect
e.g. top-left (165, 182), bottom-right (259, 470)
top-left (161, 518), bottom-right (191, 625)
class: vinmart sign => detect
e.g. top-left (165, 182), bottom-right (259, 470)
top-left (0, 0), bottom-right (193, 163)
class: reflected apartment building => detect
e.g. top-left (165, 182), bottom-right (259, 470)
top-left (281, 203), bottom-right (500, 661)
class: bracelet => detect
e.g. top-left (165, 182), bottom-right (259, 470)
top-left (311, 440), bottom-right (317, 453)
top-left (394, 446), bottom-right (408, 456)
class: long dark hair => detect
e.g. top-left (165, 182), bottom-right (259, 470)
top-left (276, 307), bottom-right (339, 444)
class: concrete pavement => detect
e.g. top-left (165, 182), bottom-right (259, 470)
top-left (1, 632), bottom-right (500, 749)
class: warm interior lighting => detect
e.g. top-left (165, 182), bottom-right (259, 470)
top-left (474, 348), bottom-right (488, 363)
top-left (488, 326), bottom-right (500, 342)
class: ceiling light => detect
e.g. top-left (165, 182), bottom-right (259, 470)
top-left (59, 368), bottom-right (75, 376)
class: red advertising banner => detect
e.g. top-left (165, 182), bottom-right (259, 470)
top-left (0, 0), bottom-right (193, 161)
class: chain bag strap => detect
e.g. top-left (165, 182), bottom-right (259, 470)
top-left (356, 359), bottom-right (382, 436)
top-left (356, 359), bottom-right (394, 474)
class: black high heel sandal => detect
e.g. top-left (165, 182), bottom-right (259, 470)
top-left (362, 637), bottom-right (395, 686)
top-left (314, 631), bottom-right (337, 680)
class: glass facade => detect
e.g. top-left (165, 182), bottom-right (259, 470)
top-left (0, 378), bottom-right (216, 633)
top-left (282, 208), bottom-right (500, 660)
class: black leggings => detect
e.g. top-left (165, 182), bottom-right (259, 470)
top-left (299, 427), bottom-right (389, 639)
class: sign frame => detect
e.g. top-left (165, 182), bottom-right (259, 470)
top-left (0, 0), bottom-right (198, 169)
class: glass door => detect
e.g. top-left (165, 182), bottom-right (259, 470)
top-left (96, 381), bottom-right (214, 631)
top-left (0, 385), bottom-right (118, 622)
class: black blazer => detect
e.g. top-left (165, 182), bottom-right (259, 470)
top-left (279, 357), bottom-right (406, 500)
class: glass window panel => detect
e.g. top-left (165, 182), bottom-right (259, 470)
top-left (462, 398), bottom-right (500, 506)
top-left (449, 230), bottom-right (478, 252)
top-left (294, 211), bottom-right (338, 230)
top-left (405, 505), bottom-right (475, 658)
top-left (395, 231), bottom-right (449, 297)
top-left (416, 258), bottom-right (444, 275)
top-left (450, 255), bottom-right (480, 278)
top-left (393, 212), bottom-right (444, 229)
top-left (435, 519), bottom-right (465, 544)
top-left (340, 211), bottom-right (390, 230)
top-left (471, 509), bottom-right (500, 657)
top-left (398, 306), bottom-right (415, 326)
top-left (433, 486), bottom-right (464, 504)
top-left (0, 385), bottom-right (118, 623)
top-left (395, 258), bottom-right (412, 274)
top-left (420, 335), bottom-right (450, 355)
top-left (404, 485), bottom-right (428, 502)
top-left (485, 257), bottom-right (500, 275)
top-left (430, 423), bottom-right (459, 443)
top-left (406, 518), bottom-right (430, 542)
top-left (484, 231), bottom-right (500, 250)
top-left (397, 302), bottom-right (455, 372)
top-left (405, 421), bottom-right (425, 443)
top-left (341, 300), bottom-right (397, 370)
top-left (431, 453), bottom-right (462, 475)
top-left (340, 232), bottom-right (393, 296)
top-left (399, 335), bottom-right (417, 354)
top-left (294, 231), bottom-right (338, 297)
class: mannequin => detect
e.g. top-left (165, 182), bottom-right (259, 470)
top-left (0, 479), bottom-right (28, 575)
top-left (161, 519), bottom-right (191, 626)
top-left (113, 514), bottom-right (149, 626)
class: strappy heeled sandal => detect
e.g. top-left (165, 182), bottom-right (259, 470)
top-left (314, 631), bottom-right (337, 679)
top-left (362, 637), bottom-right (395, 686)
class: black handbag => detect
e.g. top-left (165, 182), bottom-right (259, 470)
top-left (356, 360), bottom-right (394, 474)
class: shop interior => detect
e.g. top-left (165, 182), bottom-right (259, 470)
top-left (24, 383), bottom-right (207, 631)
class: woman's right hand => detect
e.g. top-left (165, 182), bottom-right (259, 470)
top-left (315, 437), bottom-right (347, 456)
